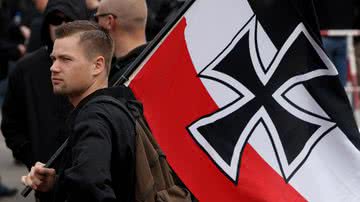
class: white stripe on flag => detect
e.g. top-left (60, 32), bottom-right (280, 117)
top-left (183, 0), bottom-right (360, 201)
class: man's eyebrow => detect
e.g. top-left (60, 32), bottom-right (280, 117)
top-left (59, 54), bottom-right (73, 59)
top-left (50, 53), bottom-right (73, 59)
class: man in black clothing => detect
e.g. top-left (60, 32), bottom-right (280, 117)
top-left (145, 0), bottom-right (183, 40)
top-left (22, 20), bottom-right (136, 202)
top-left (26, 0), bottom-right (48, 53)
top-left (95, 0), bottom-right (148, 86)
top-left (1, 0), bottom-right (88, 201)
top-left (0, 0), bottom-right (27, 79)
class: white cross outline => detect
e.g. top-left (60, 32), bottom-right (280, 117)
top-left (188, 17), bottom-right (339, 183)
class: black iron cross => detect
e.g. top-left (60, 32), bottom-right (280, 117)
top-left (188, 17), bottom-right (337, 184)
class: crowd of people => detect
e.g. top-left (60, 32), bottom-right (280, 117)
top-left (0, 0), bottom-right (183, 200)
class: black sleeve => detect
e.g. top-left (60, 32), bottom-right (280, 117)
top-left (64, 107), bottom-right (117, 202)
top-left (26, 18), bottom-right (43, 53)
top-left (1, 63), bottom-right (34, 169)
top-left (0, 40), bottom-right (21, 61)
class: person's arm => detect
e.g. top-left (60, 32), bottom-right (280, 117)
top-left (64, 107), bottom-right (117, 202)
top-left (0, 40), bottom-right (24, 60)
top-left (1, 63), bottom-right (34, 169)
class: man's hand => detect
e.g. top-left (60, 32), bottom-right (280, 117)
top-left (19, 25), bottom-right (31, 41)
top-left (17, 44), bottom-right (26, 56)
top-left (21, 162), bottom-right (56, 192)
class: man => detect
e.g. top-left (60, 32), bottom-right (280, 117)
top-left (22, 20), bottom-right (136, 202)
top-left (0, 0), bottom-right (28, 80)
top-left (26, 0), bottom-right (49, 53)
top-left (95, 0), bottom-right (148, 86)
top-left (145, 0), bottom-right (183, 40)
top-left (85, 0), bottom-right (100, 20)
top-left (1, 0), bottom-right (88, 201)
top-left (86, 0), bottom-right (101, 11)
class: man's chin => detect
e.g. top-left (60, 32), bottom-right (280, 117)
top-left (53, 88), bottom-right (66, 95)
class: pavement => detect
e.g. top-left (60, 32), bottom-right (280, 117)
top-left (0, 134), bottom-right (34, 202)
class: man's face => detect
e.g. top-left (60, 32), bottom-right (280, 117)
top-left (86, 0), bottom-right (101, 10)
top-left (95, 4), bottom-right (113, 31)
top-left (33, 0), bottom-right (48, 13)
top-left (50, 35), bottom-right (94, 97)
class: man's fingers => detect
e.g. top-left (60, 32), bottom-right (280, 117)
top-left (23, 175), bottom-right (38, 190)
top-left (21, 174), bottom-right (33, 186)
top-left (21, 175), bottom-right (27, 185)
top-left (34, 167), bottom-right (47, 180)
top-left (29, 174), bottom-right (42, 186)
top-left (35, 162), bottom-right (45, 167)
top-left (22, 162), bottom-right (56, 192)
top-left (34, 166), bottom-right (55, 177)
top-left (27, 165), bottom-right (45, 189)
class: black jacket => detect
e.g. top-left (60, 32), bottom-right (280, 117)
top-left (26, 16), bottom-right (43, 53)
top-left (1, 0), bottom-right (88, 178)
top-left (1, 47), bottom-right (71, 168)
top-left (53, 87), bottom-right (136, 202)
top-left (109, 44), bottom-right (147, 86)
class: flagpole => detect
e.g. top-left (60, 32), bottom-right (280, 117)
top-left (113, 0), bottom-right (196, 87)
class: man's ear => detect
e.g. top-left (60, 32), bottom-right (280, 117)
top-left (92, 56), bottom-right (106, 76)
top-left (108, 15), bottom-right (117, 30)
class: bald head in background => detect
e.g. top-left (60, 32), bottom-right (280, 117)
top-left (86, 0), bottom-right (101, 10)
top-left (96, 0), bottom-right (147, 58)
top-left (33, 0), bottom-right (49, 13)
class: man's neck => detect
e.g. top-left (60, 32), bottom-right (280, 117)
top-left (69, 81), bottom-right (108, 107)
top-left (113, 32), bottom-right (146, 58)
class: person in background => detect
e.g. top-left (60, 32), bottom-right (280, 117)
top-left (0, 0), bottom-right (30, 80)
top-left (1, 0), bottom-right (89, 201)
top-left (26, 0), bottom-right (49, 53)
top-left (86, 0), bottom-right (101, 11)
top-left (86, 0), bottom-right (100, 19)
top-left (145, 0), bottom-right (183, 40)
top-left (0, 0), bottom-right (30, 106)
top-left (95, 0), bottom-right (148, 86)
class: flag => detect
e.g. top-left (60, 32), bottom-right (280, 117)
top-left (126, 0), bottom-right (360, 201)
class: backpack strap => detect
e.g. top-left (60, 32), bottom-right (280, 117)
top-left (95, 96), bottom-right (167, 160)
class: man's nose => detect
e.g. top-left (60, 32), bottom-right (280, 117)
top-left (50, 61), bottom-right (60, 72)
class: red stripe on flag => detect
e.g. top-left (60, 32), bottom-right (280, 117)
top-left (130, 18), bottom-right (305, 202)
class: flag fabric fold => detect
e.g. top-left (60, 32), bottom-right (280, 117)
top-left (127, 0), bottom-right (360, 201)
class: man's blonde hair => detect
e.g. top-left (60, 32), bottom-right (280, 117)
top-left (55, 20), bottom-right (114, 71)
